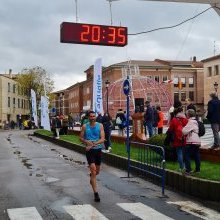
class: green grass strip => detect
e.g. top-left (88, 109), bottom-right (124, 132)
top-left (35, 130), bottom-right (220, 182)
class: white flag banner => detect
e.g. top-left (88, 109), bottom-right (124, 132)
top-left (31, 89), bottom-right (38, 127)
top-left (93, 58), bottom-right (103, 115)
top-left (40, 96), bottom-right (51, 131)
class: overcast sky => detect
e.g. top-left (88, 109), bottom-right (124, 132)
top-left (0, 0), bottom-right (220, 91)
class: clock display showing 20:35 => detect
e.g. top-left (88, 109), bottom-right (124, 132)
top-left (60, 22), bottom-right (128, 47)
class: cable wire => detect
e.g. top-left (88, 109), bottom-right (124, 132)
top-left (128, 6), bottom-right (220, 36)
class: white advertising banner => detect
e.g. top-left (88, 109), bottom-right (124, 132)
top-left (93, 58), bottom-right (103, 115)
top-left (40, 96), bottom-right (51, 131)
top-left (31, 89), bottom-right (38, 127)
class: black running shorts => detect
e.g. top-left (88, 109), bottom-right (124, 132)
top-left (86, 149), bottom-right (102, 165)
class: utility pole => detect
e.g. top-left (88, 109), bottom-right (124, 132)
top-left (75, 0), bottom-right (78, 22)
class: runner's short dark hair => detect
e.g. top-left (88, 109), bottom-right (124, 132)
top-left (88, 110), bottom-right (95, 116)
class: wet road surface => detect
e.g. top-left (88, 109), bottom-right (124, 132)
top-left (0, 130), bottom-right (219, 220)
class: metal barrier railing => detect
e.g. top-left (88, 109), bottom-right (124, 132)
top-left (128, 141), bottom-right (166, 195)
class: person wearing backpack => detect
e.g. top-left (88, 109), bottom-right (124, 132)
top-left (168, 100), bottom-right (188, 172)
top-left (182, 109), bottom-right (201, 174)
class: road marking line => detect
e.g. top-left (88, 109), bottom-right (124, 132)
top-left (117, 202), bottom-right (174, 220)
top-left (63, 204), bottom-right (109, 220)
top-left (167, 201), bottom-right (220, 220)
top-left (7, 207), bottom-right (43, 220)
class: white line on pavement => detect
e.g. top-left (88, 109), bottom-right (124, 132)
top-left (167, 201), bottom-right (220, 220)
top-left (63, 204), bottom-right (109, 220)
top-left (7, 207), bottom-right (43, 220)
top-left (117, 202), bottom-right (174, 220)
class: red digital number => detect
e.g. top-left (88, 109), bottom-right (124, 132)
top-left (108, 27), bottom-right (116, 44)
top-left (117, 28), bottom-right (126, 45)
top-left (92, 26), bottom-right (100, 43)
top-left (81, 25), bottom-right (90, 42)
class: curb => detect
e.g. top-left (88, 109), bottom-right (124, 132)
top-left (34, 132), bottom-right (220, 202)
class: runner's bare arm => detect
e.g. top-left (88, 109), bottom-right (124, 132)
top-left (93, 124), bottom-right (105, 146)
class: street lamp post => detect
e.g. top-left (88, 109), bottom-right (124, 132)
top-left (105, 80), bottom-right (110, 113)
top-left (214, 81), bottom-right (218, 94)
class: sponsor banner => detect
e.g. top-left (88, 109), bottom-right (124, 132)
top-left (31, 89), bottom-right (38, 127)
top-left (40, 96), bottom-right (51, 131)
top-left (93, 58), bottom-right (103, 115)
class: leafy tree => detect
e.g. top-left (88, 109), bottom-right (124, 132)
top-left (16, 66), bottom-right (54, 98)
top-left (16, 66), bottom-right (54, 119)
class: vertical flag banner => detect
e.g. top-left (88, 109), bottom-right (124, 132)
top-left (40, 96), bottom-right (51, 131)
top-left (31, 89), bottom-right (38, 127)
top-left (93, 58), bottom-right (103, 114)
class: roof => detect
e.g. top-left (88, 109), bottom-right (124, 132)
top-left (201, 54), bottom-right (220, 63)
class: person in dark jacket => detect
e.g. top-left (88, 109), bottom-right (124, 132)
top-left (144, 101), bottom-right (154, 138)
top-left (102, 112), bottom-right (112, 152)
top-left (207, 92), bottom-right (220, 148)
top-left (96, 112), bottom-right (103, 123)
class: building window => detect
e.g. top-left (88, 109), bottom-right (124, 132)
top-left (162, 76), bottom-right (168, 82)
top-left (147, 76), bottom-right (152, 79)
top-left (208, 67), bottom-right (212, 77)
top-left (18, 99), bottom-right (20, 108)
top-left (181, 92), bottom-right (186, 102)
top-left (154, 76), bottom-right (159, 83)
top-left (13, 98), bottom-right (16, 107)
top-left (174, 92), bottom-right (179, 101)
top-left (8, 83), bottom-right (10, 92)
top-left (8, 97), bottom-right (10, 107)
top-left (189, 91), bottom-right (194, 101)
top-left (189, 77), bottom-right (194, 88)
top-left (13, 84), bottom-right (16, 93)
top-left (174, 77), bottom-right (178, 87)
top-left (180, 77), bottom-right (186, 87)
top-left (214, 65), bottom-right (219, 75)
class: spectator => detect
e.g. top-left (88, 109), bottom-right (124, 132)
top-left (62, 116), bottom-right (69, 135)
top-left (185, 98), bottom-right (196, 113)
top-left (96, 112), bottom-right (103, 123)
top-left (207, 92), bottom-right (220, 149)
top-left (10, 120), bottom-right (16, 129)
top-left (81, 112), bottom-right (89, 126)
top-left (156, 106), bottom-right (164, 134)
top-left (68, 112), bottom-right (74, 129)
top-left (102, 112), bottom-right (112, 153)
top-left (168, 100), bottom-right (188, 172)
top-left (115, 109), bottom-right (126, 136)
top-left (152, 106), bottom-right (159, 135)
top-left (144, 101), bottom-right (154, 138)
top-left (182, 109), bottom-right (201, 174)
top-left (54, 116), bottom-right (62, 139)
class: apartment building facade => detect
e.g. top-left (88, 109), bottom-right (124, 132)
top-left (0, 71), bottom-right (30, 127)
top-left (202, 54), bottom-right (220, 106)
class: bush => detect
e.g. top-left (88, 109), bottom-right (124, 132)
top-left (148, 134), bottom-right (176, 161)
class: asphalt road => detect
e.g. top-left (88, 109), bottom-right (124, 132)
top-left (0, 130), bottom-right (219, 220)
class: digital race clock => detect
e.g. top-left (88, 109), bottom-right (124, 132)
top-left (60, 22), bottom-right (128, 47)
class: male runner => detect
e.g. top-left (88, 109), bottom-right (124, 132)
top-left (80, 111), bottom-right (105, 202)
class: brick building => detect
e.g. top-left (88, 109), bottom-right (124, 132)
top-left (51, 58), bottom-right (204, 120)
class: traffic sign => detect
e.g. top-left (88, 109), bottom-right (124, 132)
top-left (123, 79), bottom-right (130, 96)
